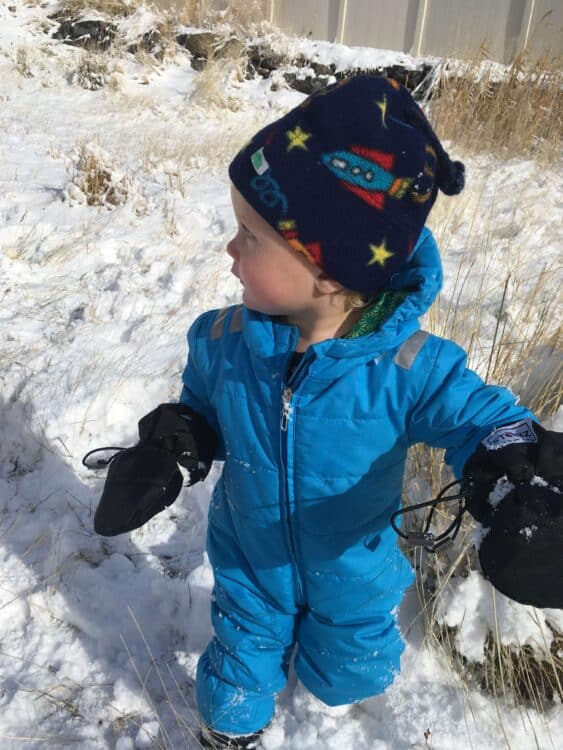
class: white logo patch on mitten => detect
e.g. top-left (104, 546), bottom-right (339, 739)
top-left (482, 419), bottom-right (538, 451)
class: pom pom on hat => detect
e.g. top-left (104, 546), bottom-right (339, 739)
top-left (400, 86), bottom-right (465, 196)
top-left (229, 75), bottom-right (464, 293)
top-left (437, 158), bottom-right (465, 195)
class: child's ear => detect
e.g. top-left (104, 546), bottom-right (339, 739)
top-left (314, 271), bottom-right (344, 296)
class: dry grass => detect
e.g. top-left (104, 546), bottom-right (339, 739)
top-left (130, 15), bottom-right (179, 63)
top-left (67, 142), bottom-right (129, 207)
top-left (187, 56), bottom-right (247, 110)
top-left (218, 0), bottom-right (265, 31)
top-left (425, 256), bottom-right (562, 419)
top-left (141, 50), bottom-right (281, 173)
top-left (77, 152), bottom-right (121, 205)
top-left (15, 47), bottom-right (33, 78)
top-left (404, 321), bottom-right (561, 711)
top-left (402, 51), bottom-right (563, 715)
top-left (57, 0), bottom-right (141, 18)
top-left (58, 0), bottom-right (265, 28)
top-left (463, 628), bottom-right (562, 707)
top-left (53, 0), bottom-right (264, 66)
top-left (119, 606), bottom-right (206, 749)
top-left (401, 442), bottom-right (563, 715)
top-left (72, 52), bottom-right (110, 89)
top-left (153, 0), bottom-right (212, 28)
top-left (404, 265), bottom-right (562, 708)
top-left (430, 48), bottom-right (563, 163)
top-left (161, 0), bottom-right (264, 30)
top-left (410, 534), bottom-right (563, 717)
top-left (141, 123), bottom-right (237, 175)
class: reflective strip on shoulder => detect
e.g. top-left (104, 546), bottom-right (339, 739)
top-left (210, 307), bottom-right (230, 340)
top-left (229, 305), bottom-right (244, 334)
top-left (393, 330), bottom-right (429, 369)
top-left (210, 305), bottom-right (244, 340)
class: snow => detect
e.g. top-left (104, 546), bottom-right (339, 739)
top-left (254, 30), bottom-right (435, 73)
top-left (487, 477), bottom-right (515, 508)
top-left (1, 2), bottom-right (562, 749)
top-left (434, 570), bottom-right (563, 662)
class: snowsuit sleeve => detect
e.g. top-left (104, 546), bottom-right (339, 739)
top-left (407, 336), bottom-right (536, 477)
top-left (178, 312), bottom-right (225, 461)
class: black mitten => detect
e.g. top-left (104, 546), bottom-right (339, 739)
top-left (90, 403), bottom-right (217, 536)
top-left (462, 419), bottom-right (563, 608)
top-left (476, 482), bottom-right (562, 608)
top-left (138, 403), bottom-right (217, 485)
top-left (463, 420), bottom-right (561, 522)
top-left (93, 444), bottom-right (183, 536)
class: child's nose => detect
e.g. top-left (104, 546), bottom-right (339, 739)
top-left (226, 238), bottom-right (239, 260)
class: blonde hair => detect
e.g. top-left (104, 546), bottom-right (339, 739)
top-left (342, 288), bottom-right (373, 311)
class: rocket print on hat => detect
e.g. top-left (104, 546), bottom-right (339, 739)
top-left (322, 146), bottom-right (413, 209)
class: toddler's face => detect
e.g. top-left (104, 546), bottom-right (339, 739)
top-left (227, 186), bottom-right (319, 317)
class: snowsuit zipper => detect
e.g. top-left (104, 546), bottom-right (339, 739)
top-left (281, 387), bottom-right (292, 432)
top-left (279, 356), bottom-right (311, 605)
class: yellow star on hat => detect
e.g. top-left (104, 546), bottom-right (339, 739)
top-left (374, 94), bottom-right (388, 128)
top-left (286, 126), bottom-right (312, 151)
top-left (367, 240), bottom-right (394, 267)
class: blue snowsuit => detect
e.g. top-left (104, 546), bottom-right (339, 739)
top-left (179, 227), bottom-right (533, 735)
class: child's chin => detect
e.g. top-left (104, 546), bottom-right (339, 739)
top-left (242, 291), bottom-right (264, 312)
top-left (242, 289), bottom-right (289, 317)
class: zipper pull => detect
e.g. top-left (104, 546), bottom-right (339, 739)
top-left (281, 387), bottom-right (293, 432)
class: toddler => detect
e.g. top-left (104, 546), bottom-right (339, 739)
top-left (92, 76), bottom-right (562, 749)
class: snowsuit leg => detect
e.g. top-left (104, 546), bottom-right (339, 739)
top-left (294, 530), bottom-right (413, 706)
top-left (196, 571), bottom-right (296, 735)
top-left (294, 606), bottom-right (403, 705)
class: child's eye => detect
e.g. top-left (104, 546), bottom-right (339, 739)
top-left (243, 227), bottom-right (255, 240)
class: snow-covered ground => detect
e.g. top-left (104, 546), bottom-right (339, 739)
top-left (1, 3), bottom-right (561, 748)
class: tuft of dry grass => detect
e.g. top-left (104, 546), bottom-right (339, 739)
top-left (156, 0), bottom-right (212, 28)
top-left (66, 142), bottom-right (129, 207)
top-left (187, 56), bottom-right (247, 110)
top-left (430, 48), bottom-right (563, 163)
top-left (15, 47), bottom-right (33, 78)
top-left (57, 0), bottom-right (141, 18)
top-left (219, 0), bottom-right (265, 31)
top-left (72, 52), bottom-right (110, 89)
top-left (162, 0), bottom-right (264, 30)
top-left (470, 629), bottom-right (562, 707)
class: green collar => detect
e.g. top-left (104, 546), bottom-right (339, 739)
top-left (344, 290), bottom-right (408, 339)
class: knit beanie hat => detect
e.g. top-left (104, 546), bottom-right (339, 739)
top-left (228, 75), bottom-right (464, 294)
